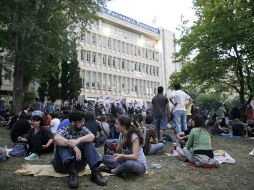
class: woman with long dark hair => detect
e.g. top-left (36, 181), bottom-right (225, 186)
top-left (101, 115), bottom-right (147, 176)
top-left (183, 115), bottom-right (218, 167)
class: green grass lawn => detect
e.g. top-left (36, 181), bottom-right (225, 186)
top-left (0, 127), bottom-right (254, 190)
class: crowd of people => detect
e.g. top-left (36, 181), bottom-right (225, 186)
top-left (0, 83), bottom-right (254, 188)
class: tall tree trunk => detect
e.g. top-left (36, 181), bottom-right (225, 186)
top-left (12, 32), bottom-right (25, 113)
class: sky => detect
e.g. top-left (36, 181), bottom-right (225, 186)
top-left (107, 0), bottom-right (196, 38)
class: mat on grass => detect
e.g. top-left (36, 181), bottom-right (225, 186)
top-left (15, 164), bottom-right (150, 177)
top-left (15, 164), bottom-right (113, 177)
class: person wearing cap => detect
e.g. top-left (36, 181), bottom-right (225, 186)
top-left (18, 110), bottom-right (54, 160)
top-left (52, 110), bottom-right (107, 188)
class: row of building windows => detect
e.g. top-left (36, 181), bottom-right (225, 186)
top-left (80, 50), bottom-right (159, 77)
top-left (88, 21), bottom-right (157, 49)
top-left (83, 31), bottom-right (159, 62)
top-left (81, 71), bottom-right (159, 97)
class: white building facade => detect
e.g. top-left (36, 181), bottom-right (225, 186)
top-left (78, 8), bottom-right (177, 104)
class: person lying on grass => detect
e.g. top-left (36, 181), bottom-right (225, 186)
top-left (18, 110), bottom-right (54, 160)
top-left (100, 115), bottom-right (147, 177)
top-left (183, 115), bottom-right (219, 167)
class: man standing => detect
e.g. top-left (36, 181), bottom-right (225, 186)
top-left (52, 111), bottom-right (107, 188)
top-left (169, 83), bottom-right (192, 134)
top-left (152, 86), bottom-right (170, 141)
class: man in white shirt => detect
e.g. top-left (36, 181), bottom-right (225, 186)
top-left (169, 83), bottom-right (192, 134)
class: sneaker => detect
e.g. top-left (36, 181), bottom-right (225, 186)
top-left (68, 170), bottom-right (79, 189)
top-left (91, 168), bottom-right (107, 186)
top-left (24, 153), bottom-right (39, 161)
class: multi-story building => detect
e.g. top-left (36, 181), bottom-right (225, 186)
top-left (78, 8), bottom-right (178, 104)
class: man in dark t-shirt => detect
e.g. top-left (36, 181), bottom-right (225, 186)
top-left (152, 86), bottom-right (170, 141)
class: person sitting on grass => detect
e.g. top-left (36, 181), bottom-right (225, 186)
top-left (142, 115), bottom-right (164, 155)
top-left (18, 110), bottom-right (54, 160)
top-left (176, 117), bottom-right (194, 147)
top-left (101, 115), bottom-right (147, 177)
top-left (10, 111), bottom-right (31, 143)
top-left (183, 115), bottom-right (218, 167)
top-left (84, 111), bottom-right (107, 147)
top-left (52, 110), bottom-right (107, 188)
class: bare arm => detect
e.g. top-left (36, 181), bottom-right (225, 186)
top-left (45, 139), bottom-right (54, 147)
top-left (114, 138), bottom-right (139, 161)
top-left (54, 133), bottom-right (95, 147)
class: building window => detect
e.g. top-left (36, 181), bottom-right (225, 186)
top-left (138, 47), bottom-right (141, 56)
top-left (108, 56), bottom-right (112, 68)
top-left (108, 38), bottom-right (111, 49)
top-left (91, 72), bottom-right (95, 89)
top-left (117, 58), bottom-right (121, 69)
top-left (85, 71), bottom-right (90, 89)
top-left (126, 61), bottom-right (129, 71)
top-left (86, 51), bottom-right (90, 62)
top-left (97, 54), bottom-right (102, 66)
top-left (103, 55), bottom-right (106, 66)
top-left (121, 77), bottom-right (125, 90)
top-left (92, 33), bottom-right (96, 44)
top-left (86, 31), bottom-right (91, 44)
top-left (97, 73), bottom-right (101, 90)
top-left (102, 74), bottom-right (106, 90)
top-left (117, 40), bottom-right (121, 52)
top-left (122, 42), bottom-right (125, 53)
top-left (97, 35), bottom-right (102, 47)
top-left (81, 50), bottom-right (85, 61)
top-left (92, 52), bottom-right (96, 64)
top-left (103, 37), bottom-right (107, 48)
top-left (112, 57), bottom-right (116, 68)
top-left (122, 59), bottom-right (125, 70)
top-left (112, 75), bottom-right (116, 92)
top-left (107, 74), bottom-right (111, 92)
top-left (113, 39), bottom-right (116, 51)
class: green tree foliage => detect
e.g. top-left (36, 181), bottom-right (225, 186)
top-left (195, 93), bottom-right (222, 110)
top-left (61, 47), bottom-right (82, 103)
top-left (38, 80), bottom-right (48, 103)
top-left (0, 0), bottom-right (109, 112)
top-left (171, 0), bottom-right (254, 107)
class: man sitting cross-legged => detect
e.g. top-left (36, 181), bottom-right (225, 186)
top-left (52, 110), bottom-right (107, 189)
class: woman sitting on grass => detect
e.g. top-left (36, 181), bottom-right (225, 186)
top-left (101, 115), bottom-right (147, 177)
top-left (183, 115), bottom-right (218, 167)
top-left (18, 110), bottom-right (54, 160)
top-left (142, 115), bottom-right (164, 155)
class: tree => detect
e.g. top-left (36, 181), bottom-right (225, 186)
top-left (61, 46), bottom-right (82, 104)
top-left (0, 0), bottom-right (109, 112)
top-left (195, 93), bottom-right (222, 110)
top-left (172, 0), bottom-right (254, 108)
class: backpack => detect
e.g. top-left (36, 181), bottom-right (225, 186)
top-left (104, 139), bottom-right (118, 155)
top-left (9, 143), bottom-right (28, 157)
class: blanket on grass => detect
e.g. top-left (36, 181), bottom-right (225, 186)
top-left (15, 164), bottom-right (112, 177)
top-left (15, 164), bottom-right (150, 177)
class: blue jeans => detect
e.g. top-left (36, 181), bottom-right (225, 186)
top-left (52, 143), bottom-right (101, 173)
top-left (183, 147), bottom-right (194, 162)
top-left (153, 115), bottom-right (167, 138)
top-left (102, 155), bottom-right (146, 175)
top-left (148, 143), bottom-right (164, 155)
top-left (173, 110), bottom-right (187, 134)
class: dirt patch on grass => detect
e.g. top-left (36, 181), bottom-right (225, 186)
top-left (0, 128), bottom-right (254, 190)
